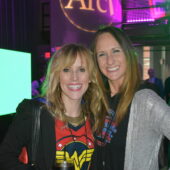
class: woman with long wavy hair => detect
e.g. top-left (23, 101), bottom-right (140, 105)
top-left (0, 43), bottom-right (108, 170)
top-left (90, 26), bottom-right (170, 170)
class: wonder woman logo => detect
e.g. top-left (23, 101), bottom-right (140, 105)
top-left (56, 149), bottom-right (94, 170)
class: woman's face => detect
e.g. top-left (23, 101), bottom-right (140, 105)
top-left (60, 55), bottom-right (90, 103)
top-left (95, 33), bottom-right (127, 85)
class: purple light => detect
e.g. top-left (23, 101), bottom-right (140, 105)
top-left (125, 0), bottom-right (166, 24)
top-left (127, 18), bottom-right (155, 23)
top-left (149, 0), bottom-right (166, 19)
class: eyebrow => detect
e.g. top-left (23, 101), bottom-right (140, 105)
top-left (112, 47), bottom-right (121, 49)
top-left (97, 47), bottom-right (121, 52)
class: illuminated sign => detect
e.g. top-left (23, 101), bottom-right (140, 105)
top-left (149, 0), bottom-right (166, 19)
top-left (126, 0), bottom-right (166, 23)
top-left (0, 49), bottom-right (31, 116)
top-left (59, 0), bottom-right (122, 32)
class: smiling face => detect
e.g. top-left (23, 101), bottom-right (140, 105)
top-left (60, 54), bottom-right (90, 103)
top-left (95, 32), bottom-right (127, 86)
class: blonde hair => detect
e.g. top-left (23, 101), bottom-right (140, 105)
top-left (92, 26), bottom-right (141, 124)
top-left (41, 43), bottom-right (108, 132)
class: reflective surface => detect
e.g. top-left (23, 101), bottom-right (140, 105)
top-left (53, 161), bottom-right (74, 170)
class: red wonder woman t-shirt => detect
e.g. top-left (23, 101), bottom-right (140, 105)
top-left (55, 119), bottom-right (94, 170)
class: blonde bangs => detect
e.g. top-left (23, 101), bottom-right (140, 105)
top-left (41, 44), bottom-right (108, 132)
top-left (77, 49), bottom-right (94, 78)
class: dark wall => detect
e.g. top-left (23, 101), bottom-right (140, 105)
top-left (0, 0), bottom-right (43, 143)
top-left (0, 114), bottom-right (15, 144)
top-left (0, 0), bottom-right (44, 80)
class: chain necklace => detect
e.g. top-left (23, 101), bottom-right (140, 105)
top-left (68, 115), bottom-right (89, 170)
top-left (64, 112), bottom-right (84, 126)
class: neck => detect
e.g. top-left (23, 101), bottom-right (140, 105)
top-left (109, 80), bottom-right (122, 96)
top-left (65, 107), bottom-right (82, 118)
top-left (64, 113), bottom-right (85, 126)
top-left (64, 105), bottom-right (84, 126)
top-left (63, 100), bottom-right (84, 126)
top-left (63, 99), bottom-right (82, 118)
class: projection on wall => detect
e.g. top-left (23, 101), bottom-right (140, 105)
top-left (0, 49), bottom-right (31, 116)
top-left (59, 0), bottom-right (122, 32)
top-left (51, 0), bottom-right (122, 47)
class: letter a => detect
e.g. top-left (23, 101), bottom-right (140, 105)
top-left (64, 0), bottom-right (87, 10)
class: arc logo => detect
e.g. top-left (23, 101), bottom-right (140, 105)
top-left (59, 0), bottom-right (122, 32)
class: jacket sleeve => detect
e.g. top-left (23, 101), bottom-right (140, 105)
top-left (0, 99), bottom-right (35, 170)
top-left (146, 90), bottom-right (170, 139)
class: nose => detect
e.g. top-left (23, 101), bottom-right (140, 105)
top-left (71, 71), bottom-right (78, 81)
top-left (106, 53), bottom-right (114, 65)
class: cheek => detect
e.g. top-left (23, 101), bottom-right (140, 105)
top-left (97, 59), bottom-right (105, 70)
top-left (59, 74), bottom-right (68, 88)
top-left (59, 79), bottom-right (65, 91)
top-left (81, 75), bottom-right (90, 87)
top-left (83, 76), bottom-right (90, 84)
top-left (122, 58), bottom-right (127, 70)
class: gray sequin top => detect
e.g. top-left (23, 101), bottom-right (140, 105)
top-left (124, 89), bottom-right (170, 170)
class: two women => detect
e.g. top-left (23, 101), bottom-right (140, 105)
top-left (1, 27), bottom-right (170, 170)
top-left (0, 44), bottom-right (108, 170)
top-left (91, 26), bottom-right (170, 170)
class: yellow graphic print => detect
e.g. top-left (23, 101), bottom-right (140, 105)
top-left (56, 149), bottom-right (94, 170)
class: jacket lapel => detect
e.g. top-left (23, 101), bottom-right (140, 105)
top-left (41, 109), bottom-right (56, 169)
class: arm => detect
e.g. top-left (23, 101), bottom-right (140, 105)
top-left (147, 90), bottom-right (170, 139)
top-left (0, 100), bottom-right (34, 170)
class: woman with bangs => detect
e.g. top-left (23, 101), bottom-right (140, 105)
top-left (0, 43), bottom-right (108, 170)
top-left (90, 26), bottom-right (170, 170)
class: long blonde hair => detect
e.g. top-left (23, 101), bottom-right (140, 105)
top-left (41, 43), bottom-right (108, 132)
top-left (92, 26), bottom-right (141, 124)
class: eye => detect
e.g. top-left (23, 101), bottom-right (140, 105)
top-left (97, 52), bottom-right (106, 57)
top-left (112, 49), bottom-right (121, 54)
top-left (79, 67), bottom-right (86, 72)
top-left (63, 68), bottom-right (70, 72)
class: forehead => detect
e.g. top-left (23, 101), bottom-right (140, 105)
top-left (96, 33), bottom-right (120, 52)
top-left (70, 54), bottom-right (87, 67)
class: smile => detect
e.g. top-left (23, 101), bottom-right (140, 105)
top-left (107, 66), bottom-right (119, 72)
top-left (68, 84), bottom-right (82, 90)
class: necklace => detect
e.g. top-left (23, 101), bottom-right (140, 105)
top-left (64, 113), bottom-right (84, 126)
top-left (68, 117), bottom-right (88, 170)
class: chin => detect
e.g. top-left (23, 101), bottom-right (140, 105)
top-left (68, 95), bottom-right (83, 101)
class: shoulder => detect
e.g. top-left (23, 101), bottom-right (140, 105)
top-left (15, 99), bottom-right (45, 120)
top-left (16, 99), bottom-right (43, 111)
top-left (155, 77), bottom-right (163, 84)
top-left (139, 82), bottom-right (160, 95)
top-left (133, 88), bottom-right (163, 107)
top-left (131, 89), bottom-right (167, 121)
top-left (155, 77), bottom-right (162, 81)
top-left (135, 88), bottom-right (157, 97)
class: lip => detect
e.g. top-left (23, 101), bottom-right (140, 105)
top-left (67, 83), bottom-right (82, 91)
top-left (107, 66), bottom-right (119, 72)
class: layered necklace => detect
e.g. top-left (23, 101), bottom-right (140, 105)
top-left (60, 111), bottom-right (92, 169)
top-left (64, 112), bottom-right (85, 126)
top-left (67, 115), bottom-right (89, 170)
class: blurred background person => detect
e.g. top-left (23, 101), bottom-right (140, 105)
top-left (145, 68), bottom-right (164, 98)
